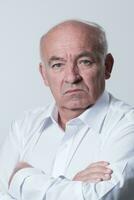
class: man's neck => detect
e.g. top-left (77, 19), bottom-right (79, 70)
top-left (58, 107), bottom-right (87, 130)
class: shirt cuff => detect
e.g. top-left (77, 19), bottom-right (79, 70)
top-left (8, 167), bottom-right (45, 199)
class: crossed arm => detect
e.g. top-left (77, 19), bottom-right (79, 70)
top-left (9, 160), bottom-right (112, 186)
top-left (7, 160), bottom-right (113, 200)
top-left (7, 133), bottom-right (134, 200)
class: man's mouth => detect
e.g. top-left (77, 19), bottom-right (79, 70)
top-left (64, 89), bottom-right (84, 94)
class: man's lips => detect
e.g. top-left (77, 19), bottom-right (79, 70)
top-left (64, 89), bottom-right (84, 94)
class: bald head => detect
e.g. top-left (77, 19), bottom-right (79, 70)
top-left (40, 20), bottom-right (108, 63)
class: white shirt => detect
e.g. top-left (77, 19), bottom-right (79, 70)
top-left (0, 91), bottom-right (134, 199)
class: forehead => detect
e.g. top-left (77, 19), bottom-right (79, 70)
top-left (42, 23), bottom-right (99, 58)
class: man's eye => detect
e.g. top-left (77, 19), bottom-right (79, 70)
top-left (51, 63), bottom-right (63, 68)
top-left (78, 59), bottom-right (94, 66)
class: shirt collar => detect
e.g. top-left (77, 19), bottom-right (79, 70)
top-left (42, 91), bottom-right (110, 133)
top-left (78, 90), bottom-right (110, 133)
top-left (41, 101), bottom-right (57, 121)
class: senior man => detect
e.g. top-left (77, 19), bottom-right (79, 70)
top-left (0, 20), bottom-right (134, 199)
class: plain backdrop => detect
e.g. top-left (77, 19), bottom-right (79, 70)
top-left (0, 0), bottom-right (134, 143)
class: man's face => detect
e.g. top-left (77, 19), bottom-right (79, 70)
top-left (40, 24), bottom-right (111, 111)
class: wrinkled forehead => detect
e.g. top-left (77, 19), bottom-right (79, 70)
top-left (40, 22), bottom-right (101, 61)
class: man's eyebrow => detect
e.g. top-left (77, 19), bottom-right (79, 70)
top-left (76, 51), bottom-right (94, 60)
top-left (48, 56), bottom-right (66, 65)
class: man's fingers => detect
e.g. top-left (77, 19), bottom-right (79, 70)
top-left (87, 161), bottom-right (110, 168)
top-left (73, 170), bottom-right (112, 182)
top-left (78, 166), bottom-right (112, 177)
top-left (75, 169), bottom-right (112, 179)
top-left (73, 161), bottom-right (113, 182)
top-left (74, 172), bottom-right (112, 182)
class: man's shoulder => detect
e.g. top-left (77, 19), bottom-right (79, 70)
top-left (110, 94), bottom-right (134, 115)
top-left (100, 94), bottom-right (134, 142)
top-left (14, 104), bottom-right (53, 135)
top-left (106, 93), bottom-right (134, 127)
top-left (20, 104), bottom-right (52, 119)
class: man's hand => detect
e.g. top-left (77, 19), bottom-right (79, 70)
top-left (9, 162), bottom-right (32, 187)
top-left (73, 161), bottom-right (113, 183)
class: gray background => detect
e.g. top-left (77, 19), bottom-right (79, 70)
top-left (0, 0), bottom-right (134, 143)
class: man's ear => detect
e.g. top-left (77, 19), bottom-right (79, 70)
top-left (104, 53), bottom-right (114, 79)
top-left (39, 63), bottom-right (49, 86)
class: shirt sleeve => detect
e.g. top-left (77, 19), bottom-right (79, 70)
top-left (8, 168), bottom-right (83, 200)
top-left (0, 120), bottom-right (22, 199)
top-left (8, 121), bottom-right (134, 200)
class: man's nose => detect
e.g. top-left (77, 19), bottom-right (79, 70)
top-left (64, 65), bottom-right (82, 84)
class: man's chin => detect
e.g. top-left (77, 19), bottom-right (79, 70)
top-left (62, 102), bottom-right (93, 111)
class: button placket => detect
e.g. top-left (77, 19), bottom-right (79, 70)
top-left (51, 124), bottom-right (79, 178)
